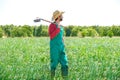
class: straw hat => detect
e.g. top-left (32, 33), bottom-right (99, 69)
top-left (52, 10), bottom-right (64, 21)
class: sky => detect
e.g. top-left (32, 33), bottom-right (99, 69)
top-left (0, 0), bottom-right (120, 26)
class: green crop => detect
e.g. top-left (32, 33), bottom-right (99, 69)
top-left (0, 37), bottom-right (120, 80)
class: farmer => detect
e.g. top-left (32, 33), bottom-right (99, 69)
top-left (48, 10), bottom-right (68, 79)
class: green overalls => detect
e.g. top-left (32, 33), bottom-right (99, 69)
top-left (50, 24), bottom-right (68, 77)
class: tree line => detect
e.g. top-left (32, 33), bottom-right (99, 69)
top-left (0, 24), bottom-right (120, 38)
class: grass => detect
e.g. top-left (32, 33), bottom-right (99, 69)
top-left (0, 37), bottom-right (120, 80)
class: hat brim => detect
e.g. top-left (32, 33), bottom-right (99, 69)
top-left (58, 12), bottom-right (64, 17)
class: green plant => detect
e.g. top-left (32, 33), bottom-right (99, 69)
top-left (0, 27), bottom-right (3, 38)
top-left (0, 37), bottom-right (120, 79)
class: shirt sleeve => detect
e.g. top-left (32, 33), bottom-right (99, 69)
top-left (48, 23), bottom-right (60, 40)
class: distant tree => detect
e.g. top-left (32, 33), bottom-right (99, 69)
top-left (112, 25), bottom-right (120, 36)
top-left (41, 29), bottom-right (48, 36)
top-left (0, 27), bottom-right (3, 38)
top-left (87, 28), bottom-right (99, 37)
top-left (71, 27), bottom-right (79, 36)
top-left (22, 25), bottom-right (33, 37)
top-left (2, 24), bottom-right (14, 37)
top-left (81, 29), bottom-right (88, 37)
top-left (64, 25), bottom-right (74, 36)
top-left (77, 31), bottom-right (82, 38)
top-left (107, 30), bottom-right (114, 38)
top-left (11, 27), bottom-right (27, 37)
top-left (36, 25), bottom-right (42, 37)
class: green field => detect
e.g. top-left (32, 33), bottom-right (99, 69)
top-left (0, 37), bottom-right (120, 80)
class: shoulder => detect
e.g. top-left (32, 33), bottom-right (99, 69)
top-left (49, 23), bottom-right (56, 27)
top-left (49, 23), bottom-right (56, 29)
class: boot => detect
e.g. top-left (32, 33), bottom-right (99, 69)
top-left (62, 76), bottom-right (68, 80)
top-left (61, 66), bottom-right (68, 80)
top-left (51, 70), bottom-right (55, 80)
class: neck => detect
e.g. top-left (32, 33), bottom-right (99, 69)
top-left (55, 20), bottom-right (60, 24)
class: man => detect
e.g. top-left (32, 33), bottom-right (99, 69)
top-left (48, 10), bottom-right (68, 79)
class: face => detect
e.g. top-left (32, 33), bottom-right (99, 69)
top-left (58, 15), bottom-right (63, 21)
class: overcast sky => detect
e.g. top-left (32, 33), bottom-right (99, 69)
top-left (0, 0), bottom-right (120, 26)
